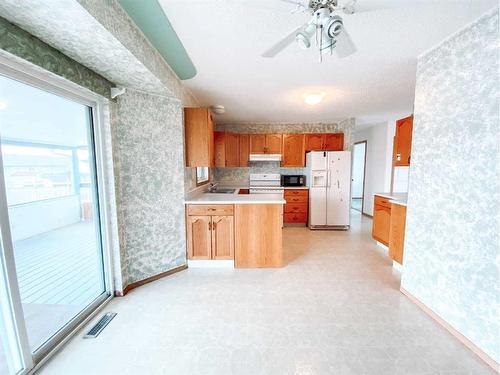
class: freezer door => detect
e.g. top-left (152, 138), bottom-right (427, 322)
top-left (307, 151), bottom-right (327, 171)
top-left (326, 151), bottom-right (352, 226)
top-left (309, 187), bottom-right (327, 226)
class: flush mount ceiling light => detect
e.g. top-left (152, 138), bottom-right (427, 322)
top-left (304, 92), bottom-right (325, 105)
top-left (210, 105), bottom-right (226, 114)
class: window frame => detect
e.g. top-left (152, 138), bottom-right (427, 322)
top-left (0, 54), bottom-right (116, 374)
top-left (196, 166), bottom-right (210, 186)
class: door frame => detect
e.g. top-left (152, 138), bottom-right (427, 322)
top-left (0, 54), bottom-right (116, 373)
top-left (352, 141), bottom-right (367, 213)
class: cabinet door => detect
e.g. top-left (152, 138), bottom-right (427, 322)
top-left (214, 131), bottom-right (226, 167)
top-left (305, 134), bottom-right (325, 151)
top-left (225, 133), bottom-right (239, 167)
top-left (389, 204), bottom-right (406, 264)
top-left (324, 133), bottom-right (344, 151)
top-left (282, 134), bottom-right (305, 167)
top-left (184, 108), bottom-right (214, 167)
top-left (250, 134), bottom-right (266, 153)
top-left (186, 216), bottom-right (212, 259)
top-left (265, 134), bottom-right (283, 154)
top-left (211, 215), bottom-right (234, 260)
top-left (394, 115), bottom-right (413, 166)
top-left (239, 134), bottom-right (249, 167)
top-left (372, 205), bottom-right (391, 246)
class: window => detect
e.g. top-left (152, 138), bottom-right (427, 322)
top-left (196, 167), bottom-right (209, 185)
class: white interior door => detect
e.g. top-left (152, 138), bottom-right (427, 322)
top-left (327, 152), bottom-right (352, 226)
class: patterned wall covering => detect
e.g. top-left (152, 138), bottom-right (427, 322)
top-left (113, 90), bottom-right (186, 285)
top-left (213, 119), bottom-right (355, 184)
top-left (401, 9), bottom-right (499, 362)
top-left (0, 17), bottom-right (112, 97)
top-left (0, 2), bottom-right (198, 289)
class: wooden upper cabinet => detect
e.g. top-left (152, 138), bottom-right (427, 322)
top-left (214, 131), bottom-right (225, 167)
top-left (250, 134), bottom-right (266, 153)
top-left (239, 134), bottom-right (250, 167)
top-left (282, 134), bottom-right (305, 167)
top-left (324, 133), bottom-right (344, 151)
top-left (211, 215), bottom-right (234, 260)
top-left (186, 216), bottom-right (212, 260)
top-left (184, 108), bottom-right (214, 167)
top-left (305, 134), bottom-right (325, 151)
top-left (394, 115), bottom-right (413, 166)
top-left (225, 133), bottom-right (239, 167)
top-left (265, 134), bottom-right (283, 154)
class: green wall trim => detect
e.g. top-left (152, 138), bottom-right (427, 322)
top-left (118, 0), bottom-right (196, 80)
top-left (0, 17), bottom-right (113, 98)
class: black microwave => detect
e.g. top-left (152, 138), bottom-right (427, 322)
top-left (281, 175), bottom-right (305, 187)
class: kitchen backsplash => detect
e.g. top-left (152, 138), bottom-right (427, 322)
top-left (213, 162), bottom-right (307, 185)
top-left (213, 119), bottom-right (355, 184)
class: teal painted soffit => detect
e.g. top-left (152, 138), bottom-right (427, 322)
top-left (119, 0), bottom-right (197, 80)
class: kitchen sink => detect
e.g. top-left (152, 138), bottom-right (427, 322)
top-left (207, 188), bottom-right (236, 194)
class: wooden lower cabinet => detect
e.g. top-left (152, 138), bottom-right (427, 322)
top-left (186, 205), bottom-right (234, 260)
top-left (211, 215), bottom-right (234, 260)
top-left (389, 203), bottom-right (407, 265)
top-left (284, 189), bottom-right (308, 224)
top-left (186, 215), bottom-right (212, 260)
top-left (234, 204), bottom-right (283, 268)
top-left (372, 198), bottom-right (391, 246)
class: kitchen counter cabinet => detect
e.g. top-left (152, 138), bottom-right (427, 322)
top-left (389, 203), bottom-right (406, 264)
top-left (234, 204), bottom-right (283, 268)
top-left (284, 189), bottom-right (309, 225)
top-left (372, 195), bottom-right (391, 246)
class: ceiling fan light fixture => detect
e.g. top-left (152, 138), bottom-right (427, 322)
top-left (326, 15), bottom-right (343, 38)
top-left (304, 92), bottom-right (325, 105)
top-left (210, 105), bottom-right (226, 114)
top-left (296, 23), bottom-right (316, 49)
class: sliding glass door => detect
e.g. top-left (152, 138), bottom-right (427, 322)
top-left (0, 69), bottom-right (110, 373)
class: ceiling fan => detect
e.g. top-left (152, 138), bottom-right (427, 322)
top-left (262, 0), bottom-right (358, 61)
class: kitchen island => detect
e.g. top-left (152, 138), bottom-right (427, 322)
top-left (184, 189), bottom-right (285, 268)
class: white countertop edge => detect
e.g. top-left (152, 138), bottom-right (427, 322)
top-left (389, 199), bottom-right (407, 207)
top-left (184, 200), bottom-right (286, 205)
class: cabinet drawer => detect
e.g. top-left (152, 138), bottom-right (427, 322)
top-left (374, 195), bottom-right (391, 209)
top-left (187, 204), bottom-right (234, 216)
top-left (284, 203), bottom-right (308, 213)
top-left (284, 189), bottom-right (308, 197)
top-left (284, 212), bottom-right (308, 223)
top-left (285, 195), bottom-right (308, 203)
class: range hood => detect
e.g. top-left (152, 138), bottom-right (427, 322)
top-left (249, 154), bottom-right (282, 162)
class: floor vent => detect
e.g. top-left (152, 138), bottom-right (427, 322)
top-left (83, 312), bottom-right (117, 339)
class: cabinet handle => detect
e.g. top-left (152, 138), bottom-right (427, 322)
top-left (408, 156), bottom-right (411, 164)
top-left (396, 153), bottom-right (401, 161)
top-left (212, 222), bottom-right (217, 231)
top-left (208, 221), bottom-right (212, 230)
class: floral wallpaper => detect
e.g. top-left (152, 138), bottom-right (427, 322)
top-left (0, 16), bottom-right (112, 97)
top-left (213, 119), bottom-right (355, 184)
top-left (401, 9), bottom-right (499, 363)
top-left (0, 2), bottom-right (198, 290)
top-left (113, 90), bottom-right (186, 285)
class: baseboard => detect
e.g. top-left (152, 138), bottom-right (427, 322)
top-left (115, 264), bottom-right (187, 296)
top-left (400, 287), bottom-right (499, 373)
top-left (392, 260), bottom-right (403, 272)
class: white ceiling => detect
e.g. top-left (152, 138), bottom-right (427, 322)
top-left (160, 0), bottom-right (496, 124)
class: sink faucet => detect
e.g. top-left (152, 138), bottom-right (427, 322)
top-left (207, 183), bottom-right (217, 193)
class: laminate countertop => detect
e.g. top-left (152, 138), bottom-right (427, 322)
top-left (374, 192), bottom-right (408, 207)
top-left (184, 190), bottom-right (286, 205)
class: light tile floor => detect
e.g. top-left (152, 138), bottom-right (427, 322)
top-left (37, 211), bottom-right (495, 375)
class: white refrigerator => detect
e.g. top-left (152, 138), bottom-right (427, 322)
top-left (306, 151), bottom-right (351, 229)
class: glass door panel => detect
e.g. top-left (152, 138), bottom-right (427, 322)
top-left (0, 74), bottom-right (107, 353)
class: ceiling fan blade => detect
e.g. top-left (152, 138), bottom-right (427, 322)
top-left (335, 28), bottom-right (357, 58)
top-left (262, 24), bottom-right (306, 58)
top-left (279, 0), bottom-right (305, 6)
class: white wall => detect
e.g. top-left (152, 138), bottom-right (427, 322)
top-left (353, 122), bottom-right (395, 215)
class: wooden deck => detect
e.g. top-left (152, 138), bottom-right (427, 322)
top-left (14, 221), bottom-right (105, 307)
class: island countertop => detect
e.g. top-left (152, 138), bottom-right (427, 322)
top-left (374, 192), bottom-right (408, 207)
top-left (184, 191), bottom-right (286, 205)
